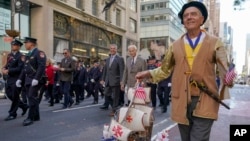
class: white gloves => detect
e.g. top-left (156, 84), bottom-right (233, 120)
top-left (16, 80), bottom-right (22, 87)
top-left (91, 79), bottom-right (95, 83)
top-left (32, 79), bottom-right (38, 86)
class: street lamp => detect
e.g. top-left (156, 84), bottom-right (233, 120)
top-left (10, 0), bottom-right (27, 30)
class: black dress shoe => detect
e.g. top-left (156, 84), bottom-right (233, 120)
top-left (161, 108), bottom-right (167, 113)
top-left (54, 100), bottom-right (60, 103)
top-left (33, 116), bottom-right (40, 121)
top-left (92, 101), bottom-right (98, 104)
top-left (75, 102), bottom-right (79, 105)
top-left (22, 107), bottom-right (29, 116)
top-left (100, 106), bottom-right (108, 110)
top-left (4, 115), bottom-right (16, 121)
top-left (158, 104), bottom-right (163, 107)
top-left (69, 100), bottom-right (74, 107)
top-left (23, 119), bottom-right (33, 126)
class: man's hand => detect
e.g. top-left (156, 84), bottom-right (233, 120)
top-left (90, 79), bottom-right (95, 83)
top-left (121, 84), bottom-right (125, 91)
top-left (100, 80), bottom-right (105, 85)
top-left (32, 79), bottom-right (38, 86)
top-left (16, 80), bottom-right (22, 87)
top-left (2, 69), bottom-right (8, 75)
top-left (135, 71), bottom-right (150, 81)
top-left (60, 68), bottom-right (65, 71)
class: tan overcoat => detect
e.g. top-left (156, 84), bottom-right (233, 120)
top-left (150, 32), bottom-right (229, 125)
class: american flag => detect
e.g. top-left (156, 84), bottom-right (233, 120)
top-left (224, 63), bottom-right (237, 85)
top-left (135, 87), bottom-right (146, 99)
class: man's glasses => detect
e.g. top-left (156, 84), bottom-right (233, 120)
top-left (63, 52), bottom-right (67, 55)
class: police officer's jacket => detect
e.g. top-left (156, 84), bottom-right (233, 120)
top-left (19, 48), bottom-right (46, 85)
top-left (3, 51), bottom-right (24, 84)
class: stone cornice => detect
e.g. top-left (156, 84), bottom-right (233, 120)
top-left (49, 0), bottom-right (126, 33)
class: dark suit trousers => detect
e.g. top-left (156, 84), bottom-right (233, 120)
top-left (104, 85), bottom-right (120, 112)
top-left (148, 83), bottom-right (157, 107)
top-left (178, 96), bottom-right (214, 141)
top-left (60, 81), bottom-right (73, 107)
top-left (26, 84), bottom-right (41, 120)
top-left (72, 84), bottom-right (81, 103)
top-left (157, 85), bottom-right (171, 109)
top-left (6, 84), bottom-right (27, 116)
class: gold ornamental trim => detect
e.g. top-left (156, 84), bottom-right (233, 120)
top-left (49, 0), bottom-right (126, 33)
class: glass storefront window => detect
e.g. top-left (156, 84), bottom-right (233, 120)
top-left (54, 11), bottom-right (122, 63)
top-left (53, 38), bottom-right (69, 62)
top-left (98, 48), bottom-right (109, 60)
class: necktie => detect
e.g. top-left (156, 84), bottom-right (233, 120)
top-left (27, 51), bottom-right (31, 56)
top-left (131, 58), bottom-right (134, 66)
top-left (109, 55), bottom-right (114, 67)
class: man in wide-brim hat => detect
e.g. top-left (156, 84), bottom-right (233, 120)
top-left (135, 1), bottom-right (233, 141)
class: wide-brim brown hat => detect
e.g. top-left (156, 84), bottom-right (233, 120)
top-left (178, 1), bottom-right (208, 25)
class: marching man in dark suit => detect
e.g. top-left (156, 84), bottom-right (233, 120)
top-left (16, 37), bottom-right (46, 126)
top-left (2, 39), bottom-right (28, 121)
top-left (100, 44), bottom-right (124, 116)
top-left (88, 61), bottom-right (102, 104)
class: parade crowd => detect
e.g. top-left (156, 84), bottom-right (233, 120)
top-left (1, 1), bottom-right (237, 141)
top-left (1, 38), bottom-right (172, 126)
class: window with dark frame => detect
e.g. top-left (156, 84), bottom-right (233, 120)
top-left (92, 0), bottom-right (98, 16)
top-left (130, 0), bottom-right (137, 12)
top-left (129, 18), bottom-right (137, 33)
top-left (105, 2), bottom-right (111, 22)
top-left (76, 0), bottom-right (83, 9)
top-left (116, 9), bottom-right (121, 26)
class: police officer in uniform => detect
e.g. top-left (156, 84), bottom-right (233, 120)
top-left (89, 61), bottom-right (102, 104)
top-left (2, 39), bottom-right (29, 121)
top-left (16, 37), bottom-right (46, 126)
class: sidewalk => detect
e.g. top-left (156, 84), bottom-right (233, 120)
top-left (163, 99), bottom-right (250, 141)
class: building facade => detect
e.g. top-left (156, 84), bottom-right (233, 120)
top-left (219, 22), bottom-right (234, 64)
top-left (0, 0), bottom-right (30, 68)
top-left (245, 34), bottom-right (250, 75)
top-left (139, 0), bottom-right (186, 60)
top-left (0, 0), bottom-right (141, 66)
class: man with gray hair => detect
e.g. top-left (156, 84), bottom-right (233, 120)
top-left (121, 44), bottom-right (147, 105)
top-left (100, 44), bottom-right (124, 116)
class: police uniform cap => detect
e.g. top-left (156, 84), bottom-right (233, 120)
top-left (24, 37), bottom-right (37, 44)
top-left (148, 56), bottom-right (156, 60)
top-left (93, 60), bottom-right (99, 64)
top-left (178, 1), bottom-right (208, 25)
top-left (11, 39), bottom-right (23, 46)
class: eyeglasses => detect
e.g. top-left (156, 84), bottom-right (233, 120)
top-left (63, 52), bottom-right (67, 55)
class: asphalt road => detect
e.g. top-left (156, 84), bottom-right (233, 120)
top-left (1, 84), bottom-right (248, 141)
top-left (0, 93), bottom-right (174, 141)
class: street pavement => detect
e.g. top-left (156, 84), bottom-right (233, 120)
top-left (0, 84), bottom-right (249, 141)
top-left (153, 84), bottom-right (250, 141)
top-left (0, 92), bottom-right (174, 141)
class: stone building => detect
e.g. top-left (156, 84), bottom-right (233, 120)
top-left (0, 0), bottom-right (141, 65)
